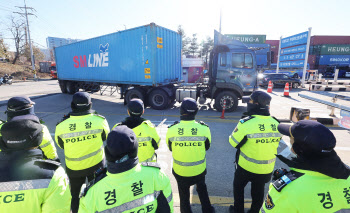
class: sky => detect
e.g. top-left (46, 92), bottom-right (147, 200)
top-left (0, 0), bottom-right (349, 51)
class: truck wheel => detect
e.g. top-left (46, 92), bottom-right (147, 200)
top-left (148, 89), bottom-right (169, 110)
top-left (215, 91), bottom-right (238, 112)
top-left (125, 88), bottom-right (145, 104)
top-left (66, 81), bottom-right (78, 94)
top-left (293, 73), bottom-right (299, 78)
top-left (59, 80), bottom-right (67, 93)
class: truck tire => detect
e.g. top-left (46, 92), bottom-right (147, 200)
top-left (293, 73), bottom-right (299, 78)
top-left (59, 80), bottom-right (67, 93)
top-left (66, 81), bottom-right (78, 94)
top-left (215, 91), bottom-right (238, 112)
top-left (125, 88), bottom-right (145, 104)
top-left (148, 89), bottom-right (169, 110)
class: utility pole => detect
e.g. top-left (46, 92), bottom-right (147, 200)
top-left (219, 9), bottom-right (222, 33)
top-left (24, 26), bottom-right (28, 45)
top-left (14, 0), bottom-right (37, 80)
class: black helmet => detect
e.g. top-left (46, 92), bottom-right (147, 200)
top-left (1, 115), bottom-right (43, 151)
top-left (104, 125), bottom-right (139, 172)
top-left (6, 96), bottom-right (35, 120)
top-left (251, 91), bottom-right (271, 106)
top-left (127, 99), bottom-right (144, 117)
top-left (180, 98), bottom-right (198, 120)
top-left (243, 91), bottom-right (271, 107)
top-left (243, 91), bottom-right (271, 115)
top-left (71, 92), bottom-right (92, 112)
top-left (243, 91), bottom-right (272, 107)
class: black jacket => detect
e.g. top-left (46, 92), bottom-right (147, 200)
top-left (0, 149), bottom-right (60, 182)
top-left (277, 151), bottom-right (350, 180)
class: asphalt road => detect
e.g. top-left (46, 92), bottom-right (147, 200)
top-left (0, 80), bottom-right (349, 212)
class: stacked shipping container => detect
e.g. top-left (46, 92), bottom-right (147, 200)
top-left (265, 40), bottom-right (279, 63)
top-left (310, 36), bottom-right (350, 71)
top-left (267, 36), bottom-right (350, 70)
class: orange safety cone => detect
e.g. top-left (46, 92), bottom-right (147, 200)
top-left (283, 82), bottom-right (290, 97)
top-left (220, 100), bottom-right (226, 119)
top-left (267, 81), bottom-right (273, 93)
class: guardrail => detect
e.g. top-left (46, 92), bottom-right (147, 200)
top-left (298, 93), bottom-right (350, 114)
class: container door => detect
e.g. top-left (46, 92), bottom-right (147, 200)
top-left (182, 68), bottom-right (188, 83)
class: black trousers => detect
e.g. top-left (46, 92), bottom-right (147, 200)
top-left (174, 172), bottom-right (212, 213)
top-left (233, 165), bottom-right (272, 213)
top-left (69, 174), bottom-right (94, 213)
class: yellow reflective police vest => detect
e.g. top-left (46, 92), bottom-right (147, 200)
top-left (0, 123), bottom-right (58, 160)
top-left (0, 166), bottom-right (71, 213)
top-left (166, 120), bottom-right (211, 177)
top-left (261, 168), bottom-right (350, 213)
top-left (55, 114), bottom-right (110, 171)
top-left (78, 163), bottom-right (174, 213)
top-left (113, 120), bottom-right (160, 163)
top-left (229, 115), bottom-right (281, 174)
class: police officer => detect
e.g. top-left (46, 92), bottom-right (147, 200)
top-left (113, 98), bottom-right (160, 163)
top-left (260, 120), bottom-right (350, 212)
top-left (79, 125), bottom-right (173, 212)
top-left (0, 114), bottom-right (71, 213)
top-left (229, 91), bottom-right (281, 213)
top-left (0, 96), bottom-right (59, 161)
top-left (55, 92), bottom-right (110, 213)
top-left (166, 98), bottom-right (214, 213)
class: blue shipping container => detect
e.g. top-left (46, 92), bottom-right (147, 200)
top-left (55, 23), bottom-right (182, 86)
top-left (319, 55), bottom-right (350, 65)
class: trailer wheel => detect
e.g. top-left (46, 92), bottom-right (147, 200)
top-left (66, 81), bottom-right (78, 94)
top-left (148, 89), bottom-right (169, 110)
top-left (59, 80), bottom-right (67, 93)
top-left (215, 91), bottom-right (238, 112)
top-left (125, 88), bottom-right (145, 104)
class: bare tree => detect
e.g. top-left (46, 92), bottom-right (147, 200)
top-left (0, 34), bottom-right (9, 59)
top-left (7, 16), bottom-right (26, 64)
top-left (24, 44), bottom-right (45, 63)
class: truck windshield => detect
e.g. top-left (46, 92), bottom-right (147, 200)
top-left (232, 53), bottom-right (253, 69)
